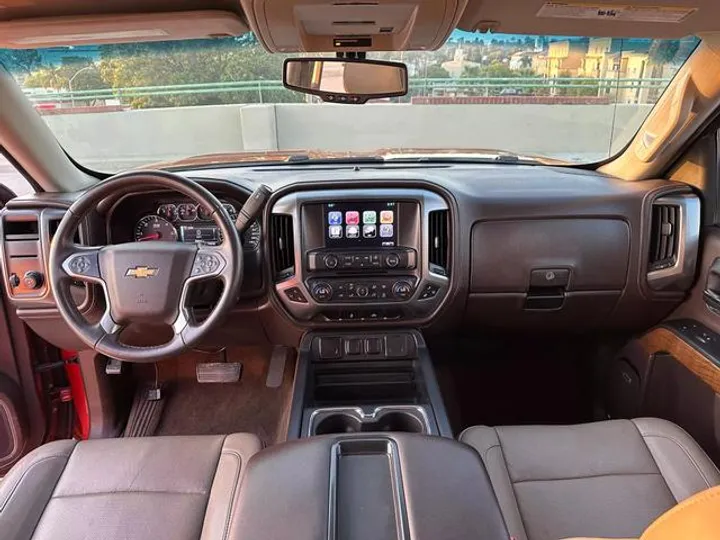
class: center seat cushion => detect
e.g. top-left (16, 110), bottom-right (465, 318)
top-left (460, 418), bottom-right (720, 540)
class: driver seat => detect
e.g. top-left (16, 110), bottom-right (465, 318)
top-left (0, 434), bottom-right (261, 540)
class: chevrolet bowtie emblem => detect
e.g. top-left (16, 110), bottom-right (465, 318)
top-left (125, 266), bottom-right (158, 279)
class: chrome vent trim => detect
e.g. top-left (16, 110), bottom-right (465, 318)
top-left (646, 193), bottom-right (700, 291)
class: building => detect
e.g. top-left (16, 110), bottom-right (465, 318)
top-left (441, 47), bottom-right (482, 78)
top-left (578, 38), bottom-right (654, 104)
top-left (542, 38), bottom-right (588, 78)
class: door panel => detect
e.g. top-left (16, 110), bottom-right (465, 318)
top-left (608, 227), bottom-right (720, 465)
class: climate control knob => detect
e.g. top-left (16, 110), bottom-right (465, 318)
top-left (23, 271), bottom-right (44, 290)
top-left (392, 280), bottom-right (413, 300)
top-left (311, 282), bottom-right (333, 302)
top-left (323, 254), bottom-right (339, 269)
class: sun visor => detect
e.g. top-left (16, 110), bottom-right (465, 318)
top-left (240, 0), bottom-right (468, 52)
top-left (458, 0), bottom-right (710, 38)
top-left (0, 11), bottom-right (249, 49)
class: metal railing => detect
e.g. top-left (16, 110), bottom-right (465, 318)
top-left (23, 77), bottom-right (673, 105)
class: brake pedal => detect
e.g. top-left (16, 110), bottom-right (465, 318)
top-left (196, 362), bottom-right (242, 383)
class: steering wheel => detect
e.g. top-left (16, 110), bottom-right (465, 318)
top-left (48, 171), bottom-right (243, 362)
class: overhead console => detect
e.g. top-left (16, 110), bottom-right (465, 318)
top-left (239, 0), bottom-right (468, 52)
top-left (269, 188), bottom-right (451, 325)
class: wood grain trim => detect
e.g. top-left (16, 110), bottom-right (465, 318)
top-left (639, 327), bottom-right (720, 394)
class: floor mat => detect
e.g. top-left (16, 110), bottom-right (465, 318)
top-left (430, 335), bottom-right (596, 435)
top-left (150, 346), bottom-right (296, 446)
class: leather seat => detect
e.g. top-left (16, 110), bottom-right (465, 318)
top-left (460, 418), bottom-right (720, 540)
top-left (0, 434), bottom-right (261, 540)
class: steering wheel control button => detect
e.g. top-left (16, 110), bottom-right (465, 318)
top-left (22, 271), bottom-right (44, 290)
top-left (284, 287), bottom-right (308, 303)
top-left (192, 252), bottom-right (225, 276)
top-left (65, 254), bottom-right (100, 279)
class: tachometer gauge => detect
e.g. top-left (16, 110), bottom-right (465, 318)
top-left (134, 215), bottom-right (178, 242)
top-left (157, 203), bottom-right (177, 222)
top-left (177, 203), bottom-right (197, 222)
top-left (197, 204), bottom-right (213, 221)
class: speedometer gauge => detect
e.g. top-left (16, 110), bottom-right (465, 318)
top-left (134, 215), bottom-right (178, 242)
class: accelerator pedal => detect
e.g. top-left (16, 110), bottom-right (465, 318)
top-left (122, 383), bottom-right (166, 437)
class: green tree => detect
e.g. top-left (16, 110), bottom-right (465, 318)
top-left (97, 38), bottom-right (302, 108)
top-left (425, 64), bottom-right (450, 78)
top-left (24, 59), bottom-right (106, 92)
top-left (0, 50), bottom-right (42, 75)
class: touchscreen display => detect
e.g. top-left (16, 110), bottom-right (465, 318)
top-left (325, 202), bottom-right (397, 247)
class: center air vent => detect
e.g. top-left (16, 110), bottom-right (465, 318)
top-left (270, 214), bottom-right (295, 281)
top-left (648, 203), bottom-right (679, 271)
top-left (428, 209), bottom-right (449, 275)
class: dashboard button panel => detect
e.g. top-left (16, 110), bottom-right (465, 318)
top-left (308, 277), bottom-right (418, 303)
top-left (307, 249), bottom-right (416, 272)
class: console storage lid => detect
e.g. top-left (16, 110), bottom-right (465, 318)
top-left (226, 433), bottom-right (508, 540)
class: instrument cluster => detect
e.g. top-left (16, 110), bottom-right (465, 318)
top-left (133, 202), bottom-right (261, 250)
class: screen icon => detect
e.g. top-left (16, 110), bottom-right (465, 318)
top-left (346, 225), bottom-right (360, 238)
top-left (379, 224), bottom-right (394, 238)
top-left (329, 225), bottom-right (343, 239)
top-left (345, 211), bottom-right (360, 225)
top-left (363, 224), bottom-right (377, 238)
top-left (362, 211), bottom-right (377, 224)
top-left (328, 211), bottom-right (342, 225)
top-left (380, 210), bottom-right (394, 224)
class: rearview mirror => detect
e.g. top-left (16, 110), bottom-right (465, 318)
top-left (283, 58), bottom-right (408, 104)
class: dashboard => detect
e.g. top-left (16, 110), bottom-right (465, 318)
top-left (0, 163), bottom-right (702, 350)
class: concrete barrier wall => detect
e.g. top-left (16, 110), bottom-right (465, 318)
top-left (42, 103), bottom-right (653, 171)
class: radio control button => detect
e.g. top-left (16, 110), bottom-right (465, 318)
top-left (385, 253), bottom-right (400, 268)
top-left (356, 285), bottom-right (369, 297)
top-left (324, 254), bottom-right (339, 269)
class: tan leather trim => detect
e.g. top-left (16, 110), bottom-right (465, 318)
top-left (641, 486), bottom-right (720, 540)
top-left (638, 327), bottom-right (720, 394)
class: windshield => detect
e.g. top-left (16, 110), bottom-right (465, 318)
top-left (0, 31), bottom-right (699, 171)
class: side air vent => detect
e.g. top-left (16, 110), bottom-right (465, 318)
top-left (270, 214), bottom-right (295, 281)
top-left (2, 217), bottom-right (39, 241)
top-left (646, 194), bottom-right (700, 292)
top-left (648, 203), bottom-right (679, 271)
top-left (428, 209), bottom-right (449, 275)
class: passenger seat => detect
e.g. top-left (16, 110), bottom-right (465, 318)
top-left (460, 418), bottom-right (720, 540)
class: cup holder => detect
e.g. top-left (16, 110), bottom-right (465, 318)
top-left (311, 407), bottom-right (428, 436)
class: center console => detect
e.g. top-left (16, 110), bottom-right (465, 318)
top-left (287, 329), bottom-right (453, 440)
top-left (269, 188), bottom-right (451, 325)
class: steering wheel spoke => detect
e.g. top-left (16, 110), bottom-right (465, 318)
top-left (61, 245), bottom-right (104, 284)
